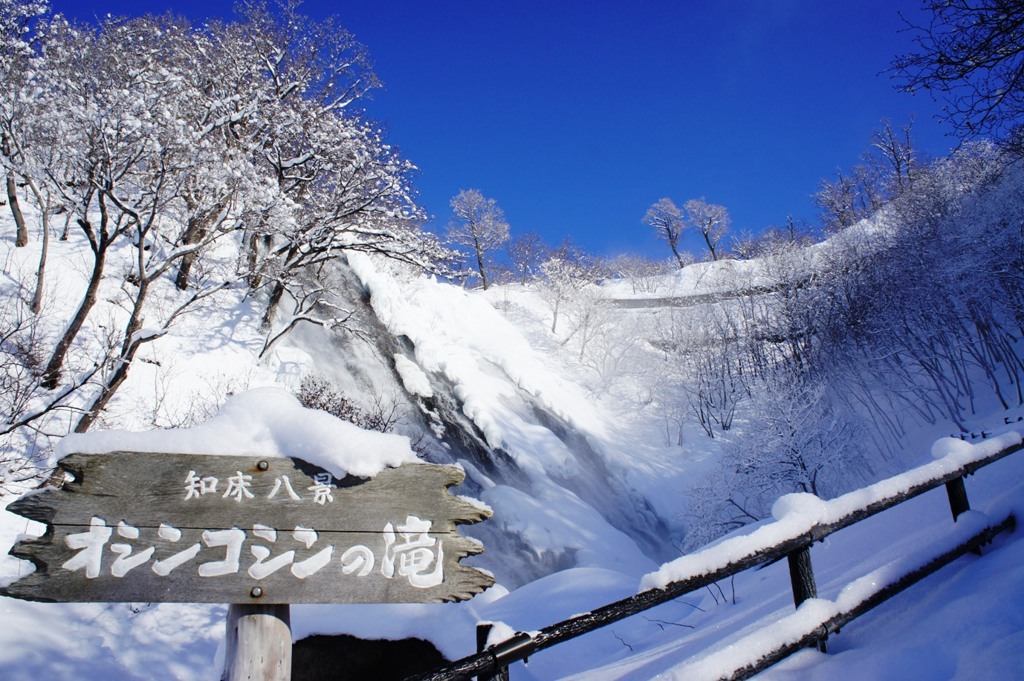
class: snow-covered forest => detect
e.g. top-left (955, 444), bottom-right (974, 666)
top-left (2, 1), bottom-right (1024, 679)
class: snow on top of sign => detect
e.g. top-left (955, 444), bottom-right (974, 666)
top-left (55, 386), bottom-right (420, 479)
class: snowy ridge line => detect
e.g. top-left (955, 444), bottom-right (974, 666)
top-left (404, 433), bottom-right (1024, 681)
top-left (606, 278), bottom-right (801, 310)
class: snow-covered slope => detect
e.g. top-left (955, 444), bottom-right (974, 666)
top-left (2, 173), bottom-right (1024, 679)
top-left (0, 215), bottom-right (703, 678)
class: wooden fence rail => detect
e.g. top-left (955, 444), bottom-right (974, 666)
top-left (405, 435), bottom-right (1023, 681)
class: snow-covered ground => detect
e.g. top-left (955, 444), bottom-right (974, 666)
top-left (1, 209), bottom-right (1023, 680)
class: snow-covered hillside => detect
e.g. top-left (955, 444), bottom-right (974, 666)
top-left (2, 146), bottom-right (1024, 679)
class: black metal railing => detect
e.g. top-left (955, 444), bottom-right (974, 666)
top-left (407, 435), bottom-right (1023, 680)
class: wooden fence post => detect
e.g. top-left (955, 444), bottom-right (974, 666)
top-left (223, 603), bottom-right (292, 681)
top-left (786, 545), bottom-right (827, 653)
top-left (945, 476), bottom-right (971, 521)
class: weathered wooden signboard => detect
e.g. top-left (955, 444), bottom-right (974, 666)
top-left (1, 452), bottom-right (493, 605)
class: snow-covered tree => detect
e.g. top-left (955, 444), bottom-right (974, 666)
top-left (165, 3), bottom-right (448, 329)
top-left (578, 314), bottom-right (649, 393)
top-left (643, 197), bottom-right (688, 268)
top-left (655, 304), bottom-right (750, 439)
top-left (871, 117), bottom-right (916, 196)
top-left (0, 0), bottom-right (47, 248)
top-left (608, 254), bottom-right (672, 294)
top-left (814, 119), bottom-right (918, 232)
top-left (505, 229), bottom-right (549, 284)
top-left (684, 367), bottom-right (868, 548)
top-left (256, 110), bottom-right (434, 329)
top-left (447, 188), bottom-right (510, 290)
top-left (684, 198), bottom-right (729, 261)
top-left (815, 170), bottom-right (860, 231)
top-left (731, 217), bottom-right (817, 260)
top-left (892, 0), bottom-right (1024, 140)
top-left (0, 3), bottom-right (456, 434)
top-left (538, 243), bottom-right (600, 335)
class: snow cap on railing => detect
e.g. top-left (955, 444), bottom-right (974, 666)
top-left (639, 492), bottom-right (826, 592)
top-left (640, 428), bottom-right (1024, 594)
top-left (931, 431), bottom-right (1023, 462)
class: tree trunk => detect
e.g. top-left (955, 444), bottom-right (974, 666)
top-left (7, 173), bottom-right (28, 247)
top-left (475, 247), bottom-right (489, 290)
top-left (73, 335), bottom-right (140, 433)
top-left (75, 274), bottom-right (150, 433)
top-left (176, 252), bottom-right (195, 290)
top-left (261, 279), bottom-right (286, 332)
top-left (42, 243), bottom-right (105, 389)
top-left (42, 201), bottom-right (110, 390)
top-left (669, 243), bottom-right (686, 269)
top-left (703, 232), bottom-right (718, 261)
top-left (28, 180), bottom-right (50, 313)
top-left (175, 215), bottom-right (209, 291)
top-left (260, 240), bottom-right (299, 331)
top-left (246, 231), bottom-right (266, 289)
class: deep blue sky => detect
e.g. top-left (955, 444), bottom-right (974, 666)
top-left (49, 0), bottom-right (953, 260)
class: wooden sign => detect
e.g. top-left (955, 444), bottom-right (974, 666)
top-left (1, 452), bottom-right (493, 605)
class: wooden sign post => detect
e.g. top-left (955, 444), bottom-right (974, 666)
top-left (2, 452), bottom-right (493, 680)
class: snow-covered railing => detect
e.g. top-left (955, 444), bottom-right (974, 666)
top-left (406, 432), bottom-right (1023, 681)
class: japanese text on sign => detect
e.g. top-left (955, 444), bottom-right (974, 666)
top-left (1, 452), bottom-right (494, 605)
top-left (60, 515), bottom-right (444, 588)
top-left (184, 470), bottom-right (337, 505)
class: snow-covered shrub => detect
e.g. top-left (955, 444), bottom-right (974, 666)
top-left (296, 374), bottom-right (404, 434)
